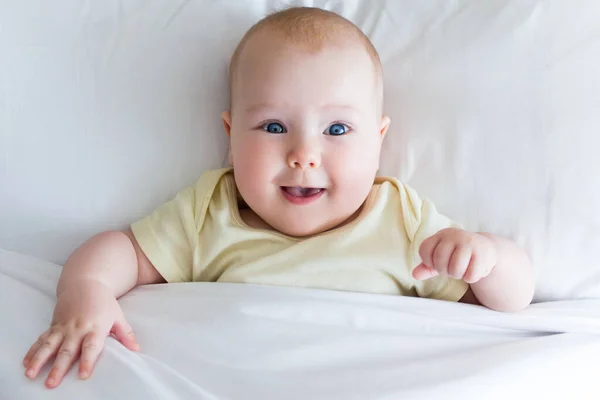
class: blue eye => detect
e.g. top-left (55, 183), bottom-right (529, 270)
top-left (327, 123), bottom-right (348, 136)
top-left (263, 122), bottom-right (286, 134)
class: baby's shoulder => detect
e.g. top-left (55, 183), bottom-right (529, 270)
top-left (373, 175), bottom-right (416, 195)
top-left (372, 175), bottom-right (426, 211)
top-left (190, 168), bottom-right (233, 190)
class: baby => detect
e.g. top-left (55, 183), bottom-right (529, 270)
top-left (23, 7), bottom-right (534, 389)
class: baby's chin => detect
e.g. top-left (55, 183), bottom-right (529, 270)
top-left (267, 213), bottom-right (357, 238)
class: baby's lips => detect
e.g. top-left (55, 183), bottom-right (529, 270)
top-left (282, 186), bottom-right (324, 197)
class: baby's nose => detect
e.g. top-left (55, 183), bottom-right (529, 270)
top-left (287, 145), bottom-right (322, 170)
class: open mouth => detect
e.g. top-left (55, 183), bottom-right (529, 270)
top-left (280, 186), bottom-right (325, 204)
top-left (282, 187), bottom-right (324, 197)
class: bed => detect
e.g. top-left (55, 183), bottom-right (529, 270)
top-left (2, 0), bottom-right (600, 398)
top-left (2, 249), bottom-right (600, 399)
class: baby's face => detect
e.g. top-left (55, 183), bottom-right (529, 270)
top-left (224, 32), bottom-right (389, 236)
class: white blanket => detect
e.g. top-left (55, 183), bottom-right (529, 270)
top-left (2, 250), bottom-right (599, 399)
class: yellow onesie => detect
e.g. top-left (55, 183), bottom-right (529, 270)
top-left (131, 168), bottom-right (468, 301)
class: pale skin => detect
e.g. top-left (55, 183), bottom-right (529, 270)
top-left (22, 30), bottom-right (534, 389)
top-left (22, 231), bottom-right (163, 388)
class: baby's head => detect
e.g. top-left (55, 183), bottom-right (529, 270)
top-left (222, 7), bottom-right (390, 237)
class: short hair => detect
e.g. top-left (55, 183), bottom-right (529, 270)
top-left (228, 7), bottom-right (383, 113)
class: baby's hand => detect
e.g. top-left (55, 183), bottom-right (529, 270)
top-left (23, 280), bottom-right (139, 389)
top-left (412, 228), bottom-right (497, 284)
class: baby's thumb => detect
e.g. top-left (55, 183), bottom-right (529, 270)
top-left (412, 263), bottom-right (440, 280)
top-left (111, 317), bottom-right (140, 352)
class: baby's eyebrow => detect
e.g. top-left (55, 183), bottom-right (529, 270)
top-left (319, 104), bottom-right (364, 115)
top-left (244, 103), bottom-right (363, 115)
top-left (244, 103), bottom-right (285, 114)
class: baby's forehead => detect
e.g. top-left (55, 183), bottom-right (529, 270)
top-left (227, 8), bottom-right (383, 112)
top-left (238, 31), bottom-right (364, 73)
top-left (231, 41), bottom-right (381, 120)
top-left (247, 17), bottom-right (366, 52)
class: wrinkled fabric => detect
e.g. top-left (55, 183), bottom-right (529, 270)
top-left (2, 250), bottom-right (600, 399)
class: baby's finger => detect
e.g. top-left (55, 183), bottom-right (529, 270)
top-left (432, 240), bottom-right (454, 276)
top-left (464, 253), bottom-right (482, 283)
top-left (46, 336), bottom-right (82, 388)
top-left (111, 317), bottom-right (140, 352)
top-left (412, 263), bottom-right (440, 280)
top-left (23, 331), bottom-right (49, 368)
top-left (448, 245), bottom-right (472, 280)
top-left (418, 233), bottom-right (442, 269)
top-left (79, 332), bottom-right (104, 380)
top-left (25, 331), bottom-right (64, 379)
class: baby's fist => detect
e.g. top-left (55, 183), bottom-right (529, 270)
top-left (412, 228), bottom-right (497, 284)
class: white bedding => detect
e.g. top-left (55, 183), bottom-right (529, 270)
top-left (2, 250), bottom-right (600, 399)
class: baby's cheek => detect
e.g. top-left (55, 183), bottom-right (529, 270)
top-left (234, 135), bottom-right (269, 166)
top-left (233, 135), bottom-right (281, 196)
top-left (338, 138), bottom-right (379, 174)
top-left (329, 145), bottom-right (376, 204)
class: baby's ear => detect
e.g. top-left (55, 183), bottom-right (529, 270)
top-left (221, 111), bottom-right (232, 137)
top-left (221, 111), bottom-right (234, 166)
top-left (379, 116), bottom-right (391, 140)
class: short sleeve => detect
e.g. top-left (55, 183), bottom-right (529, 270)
top-left (131, 186), bottom-right (198, 283)
top-left (131, 169), bottom-right (231, 283)
top-left (398, 183), bottom-right (469, 302)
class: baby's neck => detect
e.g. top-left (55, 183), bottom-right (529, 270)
top-left (239, 207), bottom-right (273, 230)
top-left (238, 203), bottom-right (365, 237)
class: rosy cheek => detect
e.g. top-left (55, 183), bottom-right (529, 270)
top-left (233, 135), bottom-right (257, 163)
top-left (234, 134), bottom-right (282, 176)
top-left (328, 140), bottom-right (366, 169)
top-left (328, 138), bottom-right (380, 188)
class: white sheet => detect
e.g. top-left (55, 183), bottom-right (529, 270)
top-left (2, 0), bottom-right (600, 302)
top-left (2, 250), bottom-right (600, 399)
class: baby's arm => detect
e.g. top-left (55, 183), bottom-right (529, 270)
top-left (467, 233), bottom-right (534, 311)
top-left (23, 230), bottom-right (164, 388)
top-left (413, 229), bottom-right (534, 312)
